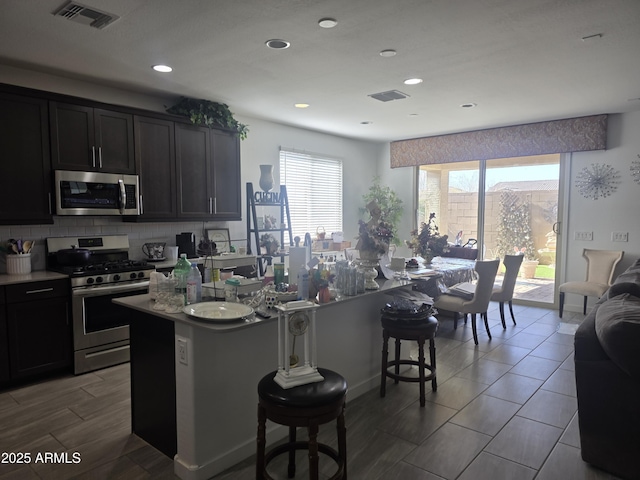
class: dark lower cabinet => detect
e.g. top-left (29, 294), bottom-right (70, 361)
top-left (129, 311), bottom-right (177, 457)
top-left (0, 289), bottom-right (9, 383)
top-left (4, 279), bottom-right (71, 380)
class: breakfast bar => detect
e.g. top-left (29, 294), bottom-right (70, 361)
top-left (114, 278), bottom-right (415, 480)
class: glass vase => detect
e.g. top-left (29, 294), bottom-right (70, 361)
top-left (259, 164), bottom-right (275, 192)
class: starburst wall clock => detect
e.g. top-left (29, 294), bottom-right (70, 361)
top-left (575, 163), bottom-right (620, 200)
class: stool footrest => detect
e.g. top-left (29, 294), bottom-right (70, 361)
top-left (264, 441), bottom-right (345, 480)
top-left (384, 359), bottom-right (435, 383)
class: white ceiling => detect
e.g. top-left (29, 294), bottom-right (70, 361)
top-left (1, 0), bottom-right (639, 142)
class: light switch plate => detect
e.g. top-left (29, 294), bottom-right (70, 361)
top-left (612, 231), bottom-right (628, 242)
top-left (574, 231), bottom-right (593, 241)
top-left (177, 338), bottom-right (188, 365)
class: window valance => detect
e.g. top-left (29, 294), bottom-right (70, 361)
top-left (390, 114), bottom-right (607, 168)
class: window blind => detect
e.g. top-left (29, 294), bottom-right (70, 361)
top-left (279, 149), bottom-right (343, 241)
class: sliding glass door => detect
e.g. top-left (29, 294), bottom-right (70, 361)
top-left (484, 155), bottom-right (560, 304)
top-left (418, 154), bottom-right (561, 305)
top-left (417, 160), bottom-right (480, 248)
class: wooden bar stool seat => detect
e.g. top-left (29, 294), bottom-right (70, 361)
top-left (256, 368), bottom-right (347, 480)
top-left (380, 311), bottom-right (438, 407)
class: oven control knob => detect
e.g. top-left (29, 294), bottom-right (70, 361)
top-left (138, 272), bottom-right (145, 279)
top-left (113, 274), bottom-right (121, 281)
top-left (95, 277), bottom-right (103, 283)
top-left (130, 272), bottom-right (137, 279)
top-left (86, 278), bottom-right (94, 285)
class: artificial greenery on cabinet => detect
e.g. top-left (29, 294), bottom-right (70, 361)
top-left (166, 97), bottom-right (249, 139)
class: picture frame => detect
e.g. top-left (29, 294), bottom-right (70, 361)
top-left (207, 228), bottom-right (231, 253)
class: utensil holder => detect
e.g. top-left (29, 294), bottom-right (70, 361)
top-left (6, 254), bottom-right (31, 274)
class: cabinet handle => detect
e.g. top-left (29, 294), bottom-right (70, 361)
top-left (118, 179), bottom-right (126, 214)
top-left (26, 287), bottom-right (54, 295)
top-left (48, 192), bottom-right (52, 215)
top-left (214, 197), bottom-right (217, 213)
top-left (209, 197), bottom-right (213, 214)
top-left (92, 146), bottom-right (96, 168)
top-left (139, 194), bottom-right (143, 215)
top-left (98, 147), bottom-right (103, 169)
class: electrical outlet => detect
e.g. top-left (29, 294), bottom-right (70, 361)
top-left (177, 338), bottom-right (188, 365)
top-left (612, 231), bottom-right (628, 242)
top-left (574, 231), bottom-right (593, 241)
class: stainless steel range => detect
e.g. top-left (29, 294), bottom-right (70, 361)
top-left (46, 235), bottom-right (155, 374)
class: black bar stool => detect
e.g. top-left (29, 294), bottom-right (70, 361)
top-left (256, 368), bottom-right (347, 480)
top-left (380, 304), bottom-right (438, 407)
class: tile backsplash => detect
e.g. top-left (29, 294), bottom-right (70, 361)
top-left (0, 217), bottom-right (248, 273)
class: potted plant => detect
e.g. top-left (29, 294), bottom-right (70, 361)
top-left (406, 213), bottom-right (449, 264)
top-left (355, 200), bottom-right (394, 258)
top-left (166, 97), bottom-right (249, 139)
top-left (259, 233), bottom-right (279, 255)
top-left (360, 176), bottom-right (404, 246)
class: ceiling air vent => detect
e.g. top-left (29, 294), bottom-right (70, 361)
top-left (368, 90), bottom-right (410, 102)
top-left (53, 1), bottom-right (119, 29)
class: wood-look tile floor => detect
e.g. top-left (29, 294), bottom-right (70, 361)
top-left (0, 303), bottom-right (622, 480)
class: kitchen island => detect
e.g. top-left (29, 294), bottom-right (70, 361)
top-left (114, 278), bottom-right (415, 480)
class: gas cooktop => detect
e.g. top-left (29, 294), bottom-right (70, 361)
top-left (46, 234), bottom-right (155, 288)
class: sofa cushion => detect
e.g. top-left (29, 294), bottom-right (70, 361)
top-left (607, 281), bottom-right (640, 299)
top-left (595, 293), bottom-right (640, 381)
top-left (615, 258), bottom-right (640, 285)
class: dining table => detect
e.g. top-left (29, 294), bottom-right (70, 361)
top-left (406, 256), bottom-right (477, 300)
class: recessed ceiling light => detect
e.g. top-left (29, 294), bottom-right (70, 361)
top-left (404, 78), bottom-right (423, 85)
top-left (460, 103), bottom-right (477, 108)
top-left (265, 39), bottom-right (290, 50)
top-left (318, 18), bottom-right (337, 28)
top-left (294, 103), bottom-right (310, 109)
top-left (379, 49), bottom-right (397, 57)
top-left (152, 64), bottom-right (172, 73)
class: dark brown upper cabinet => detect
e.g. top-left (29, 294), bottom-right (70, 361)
top-left (50, 102), bottom-right (135, 174)
top-left (211, 128), bottom-right (241, 220)
top-left (174, 123), bottom-right (241, 221)
top-left (0, 92), bottom-right (53, 224)
top-left (134, 115), bottom-right (178, 219)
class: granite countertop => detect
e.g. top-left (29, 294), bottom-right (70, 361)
top-left (114, 278), bottom-right (414, 333)
top-left (0, 270), bottom-right (69, 286)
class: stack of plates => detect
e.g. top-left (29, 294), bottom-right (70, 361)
top-left (183, 302), bottom-right (254, 323)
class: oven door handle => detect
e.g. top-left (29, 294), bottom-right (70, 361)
top-left (73, 281), bottom-right (150, 297)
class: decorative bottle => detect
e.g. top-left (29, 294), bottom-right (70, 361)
top-left (296, 265), bottom-right (309, 300)
top-left (173, 254), bottom-right (191, 305)
top-left (186, 263), bottom-right (202, 304)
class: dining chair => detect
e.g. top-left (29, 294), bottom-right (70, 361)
top-left (559, 249), bottom-right (623, 318)
top-left (491, 254), bottom-right (524, 328)
top-left (434, 259), bottom-right (500, 345)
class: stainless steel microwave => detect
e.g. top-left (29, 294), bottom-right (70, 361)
top-left (55, 170), bottom-right (140, 216)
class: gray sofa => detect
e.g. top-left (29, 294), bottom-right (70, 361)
top-left (574, 258), bottom-right (640, 480)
